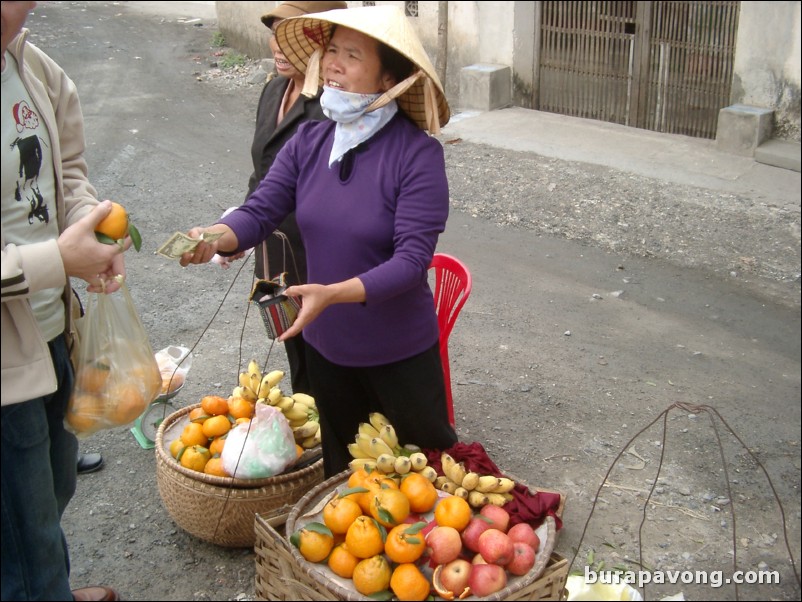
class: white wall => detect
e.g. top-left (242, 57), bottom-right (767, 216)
top-left (217, 1), bottom-right (276, 59)
top-left (216, 1), bottom-right (801, 139)
top-left (732, 1), bottom-right (801, 139)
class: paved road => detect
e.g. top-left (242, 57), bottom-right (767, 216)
top-left (26, 2), bottom-right (800, 600)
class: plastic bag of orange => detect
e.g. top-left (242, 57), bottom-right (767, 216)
top-left (65, 278), bottom-right (161, 437)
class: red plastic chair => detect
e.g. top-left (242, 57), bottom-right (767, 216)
top-left (429, 253), bottom-right (472, 425)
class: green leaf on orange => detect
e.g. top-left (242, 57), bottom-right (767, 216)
top-left (301, 521), bottom-right (333, 536)
top-left (95, 232), bottom-right (116, 245)
top-left (128, 223), bottom-right (142, 252)
top-left (339, 486), bottom-right (369, 497)
top-left (403, 521), bottom-right (427, 534)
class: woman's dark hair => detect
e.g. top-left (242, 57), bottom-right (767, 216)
top-left (377, 42), bottom-right (415, 83)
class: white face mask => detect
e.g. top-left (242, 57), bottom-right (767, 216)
top-left (321, 86), bottom-right (398, 167)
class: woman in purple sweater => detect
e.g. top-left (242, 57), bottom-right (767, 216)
top-left (181, 5), bottom-right (457, 476)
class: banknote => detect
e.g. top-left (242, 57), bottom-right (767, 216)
top-left (155, 231), bottom-right (224, 260)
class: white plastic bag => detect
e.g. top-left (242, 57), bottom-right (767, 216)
top-left (154, 345), bottom-right (192, 397)
top-left (221, 403), bottom-right (297, 478)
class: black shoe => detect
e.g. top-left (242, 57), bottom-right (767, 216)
top-left (77, 453), bottom-right (104, 474)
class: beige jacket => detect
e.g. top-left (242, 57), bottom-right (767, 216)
top-left (1, 30), bottom-right (98, 406)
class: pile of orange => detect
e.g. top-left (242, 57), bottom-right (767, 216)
top-left (66, 359), bottom-right (161, 435)
top-left (169, 395), bottom-right (258, 477)
top-left (289, 466), bottom-right (473, 601)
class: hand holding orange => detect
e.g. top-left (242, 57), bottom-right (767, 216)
top-left (95, 201), bottom-right (142, 251)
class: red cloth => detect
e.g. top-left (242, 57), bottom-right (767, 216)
top-left (424, 441), bottom-right (563, 531)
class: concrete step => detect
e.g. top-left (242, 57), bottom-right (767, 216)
top-left (754, 138), bottom-right (801, 172)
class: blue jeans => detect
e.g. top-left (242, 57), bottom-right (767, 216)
top-left (1, 335), bottom-right (78, 601)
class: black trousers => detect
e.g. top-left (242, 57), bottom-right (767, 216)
top-left (306, 342), bottom-right (458, 478)
top-left (284, 334), bottom-right (310, 394)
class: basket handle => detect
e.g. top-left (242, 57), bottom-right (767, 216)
top-left (261, 230), bottom-right (302, 284)
top-left (262, 504), bottom-right (294, 529)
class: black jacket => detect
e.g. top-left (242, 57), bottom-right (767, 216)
top-left (248, 76), bottom-right (327, 283)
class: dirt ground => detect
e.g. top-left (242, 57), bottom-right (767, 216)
top-left (24, 2), bottom-right (800, 600)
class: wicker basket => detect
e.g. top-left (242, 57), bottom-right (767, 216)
top-left (154, 404), bottom-right (324, 547)
top-left (253, 470), bottom-right (567, 600)
top-left (254, 516), bottom-right (568, 601)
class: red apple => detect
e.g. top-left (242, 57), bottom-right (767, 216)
top-left (433, 558), bottom-right (472, 599)
top-left (478, 528), bottom-right (514, 566)
top-left (461, 515), bottom-right (492, 553)
top-left (507, 522), bottom-right (540, 552)
top-left (479, 504), bottom-right (510, 533)
top-left (506, 542), bottom-right (537, 576)
top-left (468, 562), bottom-right (508, 597)
top-left (426, 525), bottom-right (463, 565)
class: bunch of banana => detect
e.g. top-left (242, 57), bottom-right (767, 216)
top-left (233, 361), bottom-right (322, 449)
top-left (264, 392), bottom-right (321, 449)
top-left (231, 359), bottom-right (285, 404)
top-left (434, 452), bottom-right (517, 508)
top-left (347, 413), bottom-right (437, 482)
top-left (283, 393), bottom-right (321, 449)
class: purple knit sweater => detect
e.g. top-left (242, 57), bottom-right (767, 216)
top-left (220, 114), bottom-right (448, 366)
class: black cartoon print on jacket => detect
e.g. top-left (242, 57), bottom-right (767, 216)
top-left (10, 99), bottom-right (49, 225)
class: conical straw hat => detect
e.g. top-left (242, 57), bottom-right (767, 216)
top-left (274, 4), bottom-right (450, 132)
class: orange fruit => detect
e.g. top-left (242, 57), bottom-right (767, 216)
top-left (322, 496), bottom-right (363, 535)
top-left (400, 472), bottom-right (438, 514)
top-left (348, 467), bottom-right (372, 489)
top-left (188, 407), bottom-right (209, 423)
top-left (434, 495), bottom-right (472, 532)
top-left (169, 438), bottom-right (186, 459)
top-left (390, 562), bottom-right (431, 601)
top-left (75, 363), bottom-right (111, 394)
top-left (179, 444), bottom-right (210, 472)
top-left (201, 414), bottom-right (232, 439)
top-left (208, 435), bottom-right (227, 456)
top-left (227, 396), bottom-right (254, 420)
top-left (130, 364), bottom-right (162, 402)
top-left (203, 456), bottom-right (229, 477)
top-left (291, 523), bottom-right (334, 563)
top-left (94, 201), bottom-right (129, 241)
top-left (363, 471), bottom-right (399, 490)
top-left (344, 515), bottom-right (385, 559)
top-left (235, 417), bottom-right (251, 425)
top-left (327, 542), bottom-right (360, 579)
top-left (352, 555), bottom-right (392, 596)
top-left (160, 370), bottom-right (185, 395)
top-left (65, 392), bottom-right (105, 433)
top-left (180, 421), bottom-right (209, 447)
top-left (201, 395), bottom-right (229, 416)
top-left (384, 523), bottom-right (427, 564)
top-left (105, 382), bottom-right (146, 425)
top-left (357, 474), bottom-right (399, 514)
top-left (295, 443), bottom-right (304, 458)
top-left (368, 487), bottom-right (410, 529)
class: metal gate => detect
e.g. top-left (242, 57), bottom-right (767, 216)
top-left (536, 1), bottom-right (740, 139)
